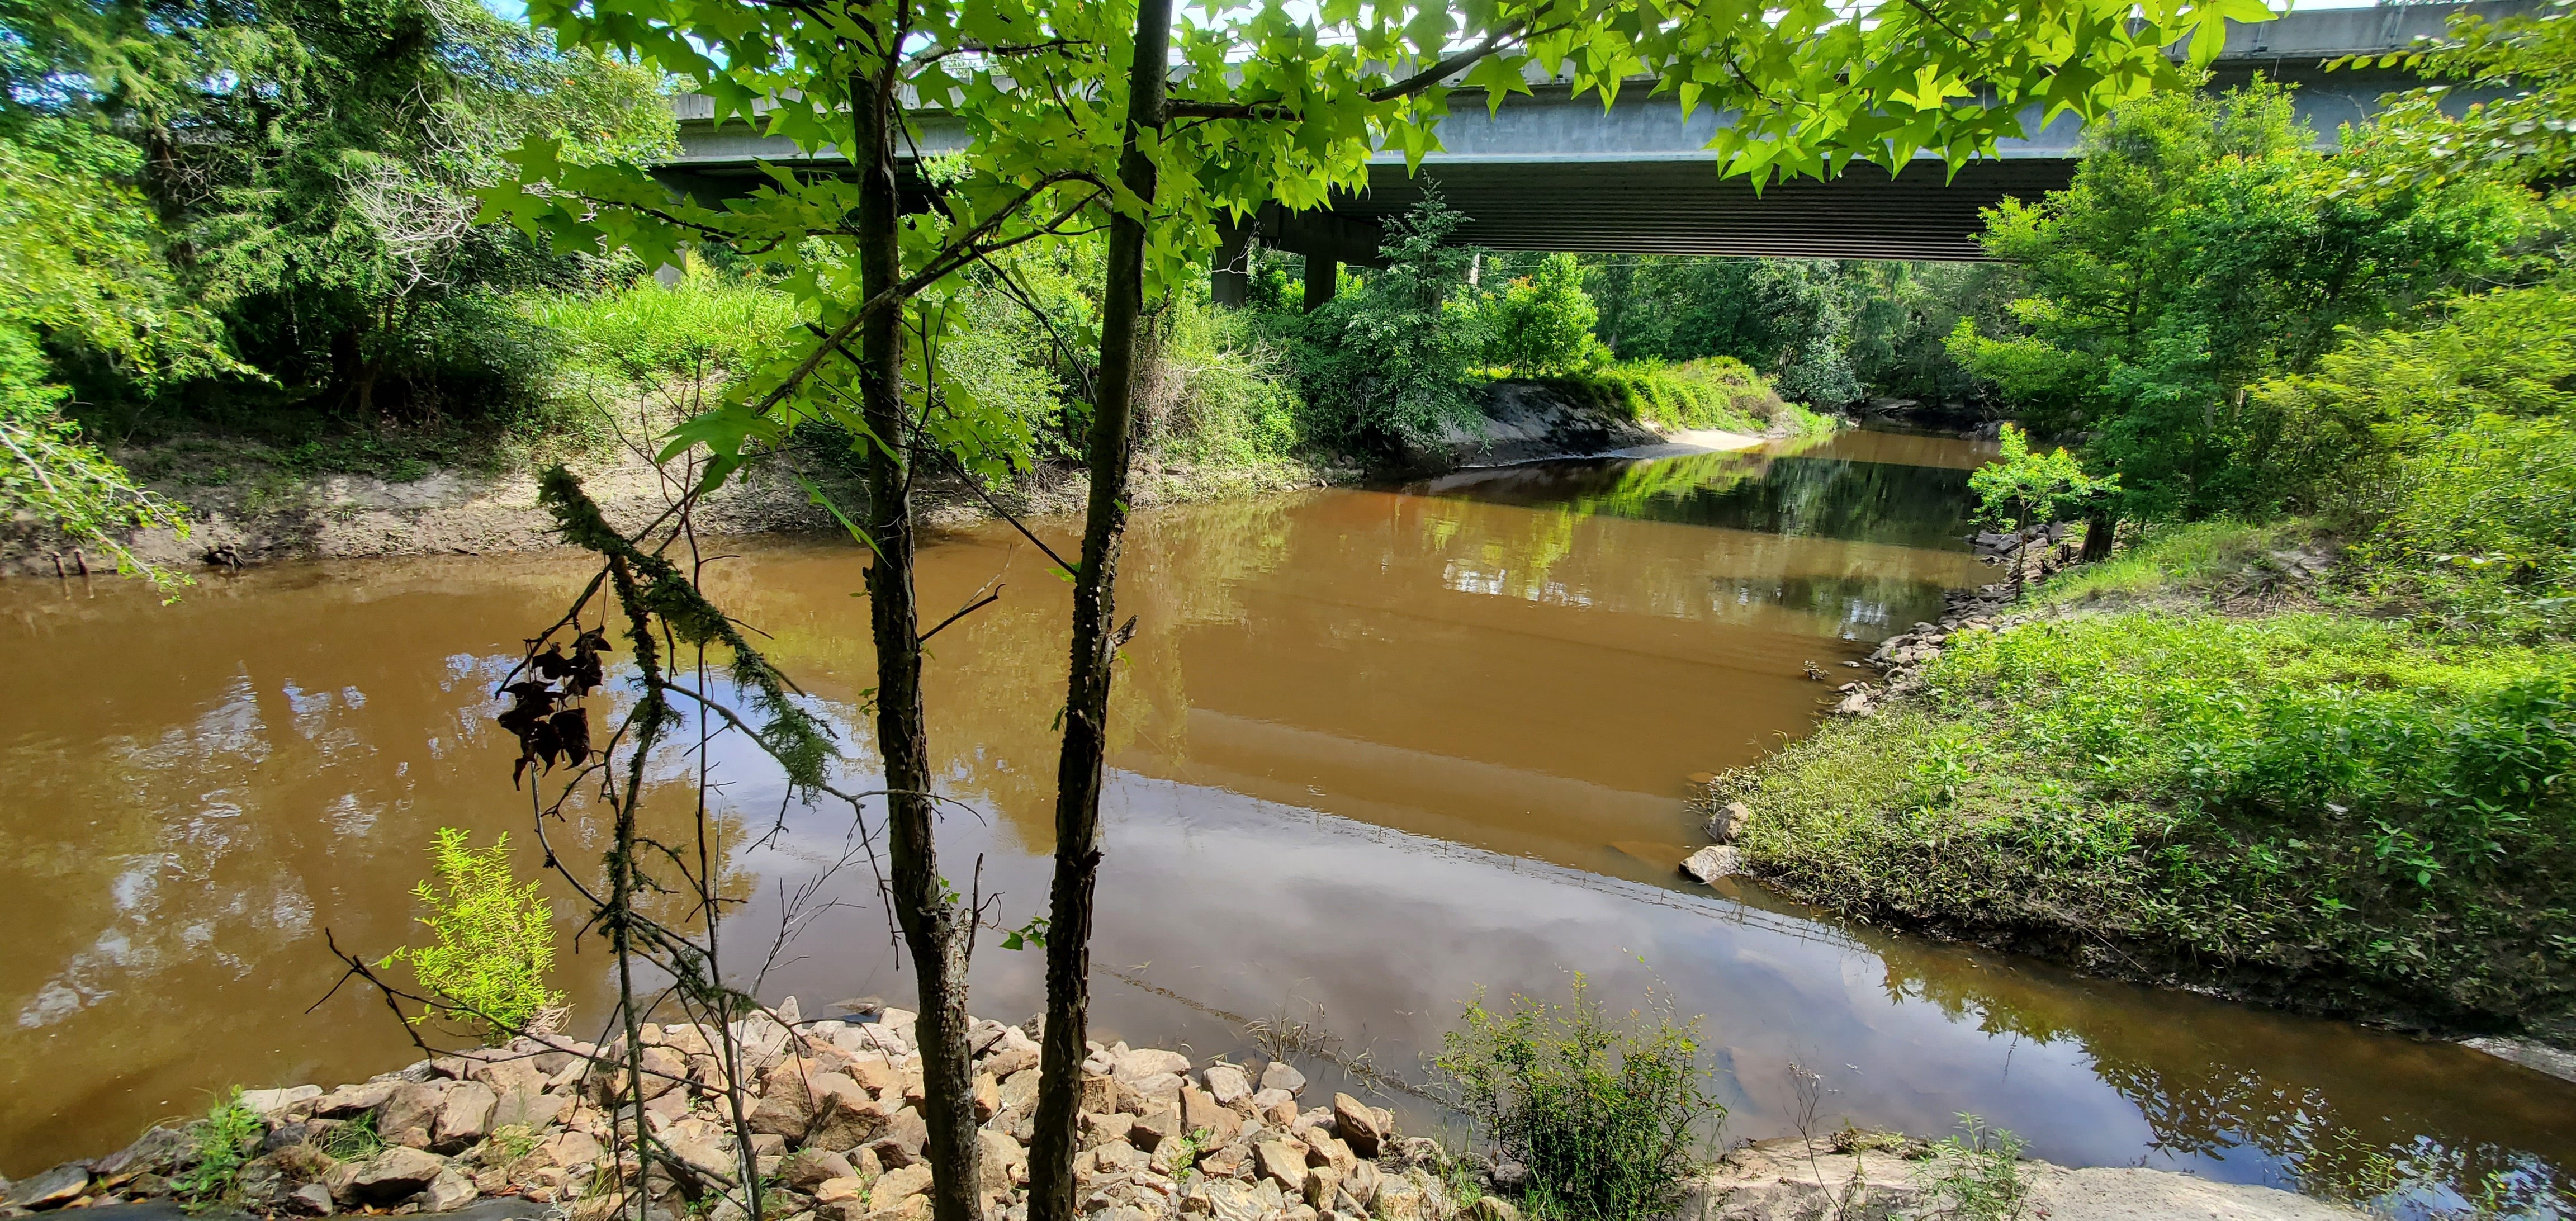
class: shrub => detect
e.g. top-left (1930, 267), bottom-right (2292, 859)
top-left (1144, 295), bottom-right (1304, 471)
top-left (382, 828), bottom-right (564, 1043)
top-left (1485, 253), bottom-right (1609, 376)
top-left (1434, 975), bottom-right (1720, 1221)
top-left (172, 1089), bottom-right (264, 1201)
top-left (1266, 190), bottom-right (1490, 448)
top-left (1916, 1116), bottom-right (2030, 1221)
top-left (2371, 412), bottom-right (2576, 637)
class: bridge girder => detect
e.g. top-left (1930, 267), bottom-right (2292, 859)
top-left (657, 2), bottom-right (2532, 273)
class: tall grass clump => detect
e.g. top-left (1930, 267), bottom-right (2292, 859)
top-left (381, 828), bottom-right (564, 1044)
top-left (522, 269), bottom-right (800, 387)
top-left (1434, 975), bottom-right (1720, 1221)
top-left (1729, 613), bottom-right (2576, 1030)
top-left (2035, 518), bottom-right (2318, 607)
top-left (1916, 1116), bottom-right (2030, 1221)
top-left (172, 1089), bottom-right (264, 1201)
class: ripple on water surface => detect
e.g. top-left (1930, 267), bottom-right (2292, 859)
top-left (0, 430), bottom-right (2566, 1214)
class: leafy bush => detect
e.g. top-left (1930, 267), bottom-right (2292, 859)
top-left (1266, 190), bottom-right (1490, 449)
top-left (1144, 294), bottom-right (1304, 471)
top-left (1969, 423), bottom-right (2111, 531)
top-left (2229, 282), bottom-right (2576, 636)
top-left (172, 1089), bottom-right (264, 1201)
top-left (1, 119), bottom-right (230, 583)
top-left (1917, 1116), bottom-right (2030, 1221)
top-left (1950, 80), bottom-right (2537, 522)
top-left (382, 828), bottom-right (564, 1043)
top-left (2374, 412), bottom-right (2576, 636)
top-left (1732, 613), bottom-right (2576, 1029)
top-left (2242, 283), bottom-right (2576, 522)
top-left (1434, 976), bottom-right (1720, 1221)
top-left (1484, 253), bottom-right (1609, 375)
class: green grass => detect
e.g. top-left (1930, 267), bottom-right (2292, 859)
top-left (172, 1089), bottom-right (263, 1201)
top-left (1916, 1116), bottom-right (2030, 1221)
top-left (1533, 357), bottom-right (1837, 439)
top-left (1728, 611), bottom-right (2576, 1036)
top-left (2037, 519), bottom-right (2326, 608)
top-left (519, 271), bottom-right (802, 387)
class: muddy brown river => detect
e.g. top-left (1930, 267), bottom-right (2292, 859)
top-left (4, 429), bottom-right (2570, 1213)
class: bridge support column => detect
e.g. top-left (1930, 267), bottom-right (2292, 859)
top-left (1303, 255), bottom-right (1338, 313)
top-left (1212, 219), bottom-right (1252, 309)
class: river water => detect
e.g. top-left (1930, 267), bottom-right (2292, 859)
top-left (3, 429), bottom-right (2569, 1211)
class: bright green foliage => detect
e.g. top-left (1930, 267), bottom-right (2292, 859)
top-left (172, 1089), bottom-right (264, 1201)
top-left (1434, 976), bottom-right (1719, 1221)
top-left (1483, 253), bottom-right (1608, 376)
top-left (1583, 257), bottom-right (2018, 408)
top-left (1731, 612), bottom-right (2576, 1029)
top-left (0, 0), bottom-right (671, 578)
top-left (1918, 1116), bottom-right (2030, 1221)
top-left (0, 119), bottom-right (236, 584)
top-left (1145, 292), bottom-right (1304, 472)
top-left (4, 0), bottom-right (673, 414)
top-left (2375, 412), bottom-right (2576, 637)
top-left (522, 271), bottom-right (806, 389)
top-left (1270, 192), bottom-right (1490, 446)
top-left (145, 0), bottom-right (674, 415)
top-left (1968, 423), bottom-right (2113, 533)
top-left (1547, 358), bottom-right (1819, 437)
top-left (1950, 82), bottom-right (2537, 521)
top-left (2348, 2), bottom-right (2576, 190)
top-left (479, 0), bottom-right (2271, 490)
top-left (2232, 282), bottom-right (2576, 635)
top-left (382, 828), bottom-right (564, 1044)
top-left (1583, 257), bottom-right (1858, 406)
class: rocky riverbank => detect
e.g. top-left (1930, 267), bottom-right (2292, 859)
top-left (0, 996), bottom-right (2376, 1221)
top-left (0, 1001), bottom-right (1477, 1221)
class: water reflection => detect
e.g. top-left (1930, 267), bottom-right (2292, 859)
top-left (0, 433), bottom-right (2566, 1217)
top-left (1419, 432), bottom-right (1995, 553)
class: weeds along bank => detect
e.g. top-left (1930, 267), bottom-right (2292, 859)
top-left (7, 242), bottom-right (1828, 576)
top-left (1697, 522), bottom-right (2576, 1049)
top-left (0, 991), bottom-right (2355, 1221)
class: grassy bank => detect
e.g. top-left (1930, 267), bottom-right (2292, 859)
top-left (1532, 357), bottom-right (1839, 438)
top-left (1721, 527), bottom-right (2576, 1040)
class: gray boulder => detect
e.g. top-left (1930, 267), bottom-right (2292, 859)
top-left (1681, 845), bottom-right (1742, 883)
top-left (345, 1147), bottom-right (447, 1204)
top-left (1704, 801), bottom-right (1750, 844)
top-left (1257, 1062), bottom-right (1305, 1095)
top-left (4, 1165), bottom-right (91, 1210)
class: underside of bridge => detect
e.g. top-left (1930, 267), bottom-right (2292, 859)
top-left (654, 2), bottom-right (2534, 304)
top-left (1259, 157), bottom-right (2080, 267)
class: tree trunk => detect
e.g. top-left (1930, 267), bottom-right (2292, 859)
top-left (1026, 2), bottom-right (1172, 1218)
top-left (2080, 504), bottom-right (2116, 563)
top-left (851, 70), bottom-right (982, 1221)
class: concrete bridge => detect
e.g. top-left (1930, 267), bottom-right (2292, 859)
top-left (661, 2), bottom-right (2527, 289)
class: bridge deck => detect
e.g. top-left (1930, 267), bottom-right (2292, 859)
top-left (659, 2), bottom-right (2530, 263)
